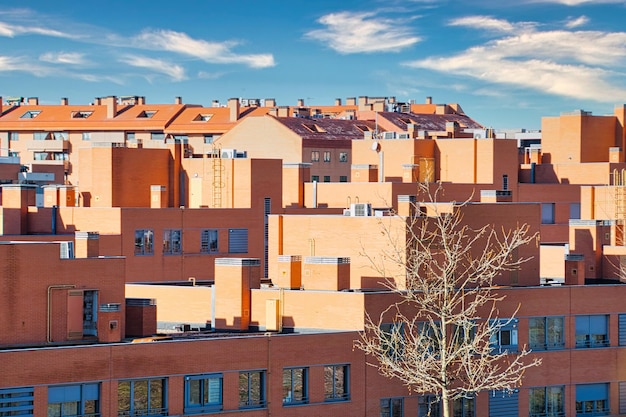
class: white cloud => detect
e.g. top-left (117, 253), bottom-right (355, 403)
top-left (0, 21), bottom-right (77, 39)
top-left (448, 16), bottom-right (521, 33)
top-left (305, 11), bottom-right (421, 54)
top-left (565, 15), bottom-right (589, 28)
top-left (529, 0), bottom-right (623, 4)
top-left (0, 55), bottom-right (54, 76)
top-left (198, 71), bottom-right (226, 80)
top-left (120, 55), bottom-right (187, 81)
top-left (39, 52), bottom-right (87, 65)
top-left (133, 30), bottom-right (275, 68)
top-left (405, 19), bottom-right (626, 102)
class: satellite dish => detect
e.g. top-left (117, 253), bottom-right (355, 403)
top-left (371, 141), bottom-right (381, 153)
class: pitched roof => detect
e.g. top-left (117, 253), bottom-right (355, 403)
top-left (274, 117), bottom-right (377, 141)
top-left (164, 106), bottom-right (270, 134)
top-left (377, 111), bottom-right (483, 131)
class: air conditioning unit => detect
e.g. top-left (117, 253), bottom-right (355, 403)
top-left (349, 203), bottom-right (372, 217)
top-left (398, 133), bottom-right (410, 139)
top-left (382, 132), bottom-right (395, 140)
top-left (221, 149), bottom-right (236, 158)
top-left (60, 241), bottom-right (75, 259)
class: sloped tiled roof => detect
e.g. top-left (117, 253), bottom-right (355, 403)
top-left (165, 106), bottom-right (270, 134)
top-left (378, 111), bottom-right (483, 131)
top-left (275, 117), bottom-right (377, 141)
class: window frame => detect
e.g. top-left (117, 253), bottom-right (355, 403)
top-left (0, 386), bottom-right (34, 417)
top-left (323, 151), bottom-right (331, 162)
top-left (324, 364), bottom-right (350, 402)
top-left (282, 367), bottom-right (308, 405)
top-left (200, 229), bottom-right (218, 254)
top-left (150, 132), bottom-right (165, 141)
top-left (339, 152), bottom-right (348, 162)
top-left (47, 383), bottom-right (100, 417)
top-left (184, 374), bottom-right (222, 414)
top-left (8, 132), bottom-right (18, 142)
top-left (311, 151), bottom-right (320, 162)
top-left (575, 383), bottom-right (609, 416)
top-left (490, 318), bottom-right (518, 354)
top-left (541, 203), bottom-right (556, 224)
top-left (453, 396), bottom-right (474, 417)
top-left (529, 316), bottom-right (565, 351)
top-left (323, 175), bottom-right (330, 183)
top-left (228, 228), bottom-right (248, 254)
top-left (162, 229), bottom-right (182, 255)
top-left (418, 395), bottom-right (441, 417)
top-left (117, 378), bottom-right (167, 417)
top-left (576, 315), bottom-right (609, 348)
top-left (238, 370), bottom-right (266, 409)
top-left (380, 397), bottom-right (403, 417)
top-left (529, 385), bottom-right (565, 417)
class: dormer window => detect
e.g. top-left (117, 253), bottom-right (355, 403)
top-left (137, 111), bottom-right (156, 118)
top-left (20, 110), bottom-right (41, 119)
top-left (355, 125), bottom-right (372, 132)
top-left (72, 111), bottom-right (93, 119)
top-left (194, 114), bottom-right (213, 122)
top-left (302, 123), bottom-right (326, 133)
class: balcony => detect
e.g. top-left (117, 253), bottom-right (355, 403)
top-left (26, 140), bottom-right (69, 152)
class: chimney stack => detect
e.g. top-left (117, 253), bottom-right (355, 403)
top-left (265, 98), bottom-right (276, 107)
top-left (27, 97), bottom-right (39, 105)
top-left (175, 96), bottom-right (182, 105)
top-left (103, 96), bottom-right (118, 118)
top-left (60, 97), bottom-right (69, 106)
top-left (335, 98), bottom-right (342, 106)
top-left (297, 98), bottom-right (304, 107)
top-left (426, 96), bottom-right (433, 104)
top-left (228, 98), bottom-right (240, 122)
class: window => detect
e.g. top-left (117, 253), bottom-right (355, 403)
top-left (453, 397), bottom-right (474, 417)
top-left (118, 379), bottom-right (166, 417)
top-left (311, 175), bottom-right (319, 182)
top-left (380, 398), bottom-right (403, 417)
top-left (324, 364), bottom-right (349, 401)
top-left (576, 315), bottom-right (609, 348)
top-left (184, 374), bottom-right (222, 414)
top-left (619, 314), bottom-right (626, 346)
top-left (20, 111), bottom-right (40, 119)
top-left (162, 229), bottom-right (182, 255)
top-left (380, 323), bottom-right (405, 359)
top-left (138, 111), bottom-right (156, 118)
top-left (323, 151), bottom-right (331, 162)
top-left (134, 229), bottom-right (154, 255)
top-left (33, 132), bottom-right (49, 140)
top-left (502, 174), bottom-right (509, 191)
top-left (529, 386), bottom-right (565, 417)
top-left (0, 386), bottom-right (34, 417)
top-left (323, 176), bottom-right (330, 182)
top-left (570, 203), bottom-right (581, 220)
top-left (283, 368), bottom-right (308, 405)
top-left (529, 317), bottom-right (565, 350)
top-left (201, 229), bottom-right (218, 253)
top-left (151, 132), bottom-right (165, 141)
top-left (239, 371), bottom-right (265, 409)
top-left (72, 111), bottom-right (93, 119)
top-left (311, 151), bottom-right (320, 162)
top-left (228, 228), bottom-right (248, 254)
top-left (194, 114), bottom-right (213, 122)
top-left (490, 318), bottom-right (518, 353)
top-left (82, 133), bottom-right (91, 141)
top-left (53, 132), bottom-right (68, 140)
top-left (126, 132), bottom-right (136, 141)
top-left (418, 395), bottom-right (441, 417)
top-left (576, 383), bottom-right (609, 416)
top-left (541, 203), bottom-right (555, 224)
top-left (48, 383), bottom-right (99, 417)
top-left (203, 135), bottom-right (214, 144)
top-left (8, 132), bottom-right (18, 142)
top-left (339, 152), bottom-right (348, 162)
top-left (340, 176), bottom-right (347, 182)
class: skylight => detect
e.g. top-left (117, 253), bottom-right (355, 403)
top-left (302, 123), bottom-right (326, 133)
top-left (193, 114), bottom-right (213, 122)
top-left (137, 111), bottom-right (156, 118)
top-left (20, 110), bottom-right (41, 119)
top-left (72, 111), bottom-right (93, 119)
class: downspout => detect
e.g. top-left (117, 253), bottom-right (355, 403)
top-left (47, 284), bottom-right (76, 343)
top-left (51, 205), bottom-right (57, 235)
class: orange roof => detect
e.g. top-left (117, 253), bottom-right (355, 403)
top-left (165, 106), bottom-right (270, 134)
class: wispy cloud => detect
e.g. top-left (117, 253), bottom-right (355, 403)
top-left (121, 55), bottom-right (187, 81)
top-left (565, 15), bottom-right (589, 28)
top-left (305, 11), bottom-right (421, 54)
top-left (39, 52), bottom-right (88, 65)
top-left (198, 71), bottom-right (226, 80)
top-left (0, 55), bottom-right (55, 76)
top-left (528, 0), bottom-right (623, 4)
top-left (0, 21), bottom-right (77, 39)
top-left (448, 16), bottom-right (523, 33)
top-left (132, 29), bottom-right (275, 68)
top-left (405, 16), bottom-right (626, 102)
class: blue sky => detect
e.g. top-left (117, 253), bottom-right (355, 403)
top-left (1, 0), bottom-right (626, 129)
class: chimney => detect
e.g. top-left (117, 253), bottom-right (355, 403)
top-left (277, 106), bottom-right (290, 117)
top-left (175, 96), bottom-right (182, 104)
top-left (74, 231), bottom-right (100, 258)
top-left (27, 97), bottom-right (39, 105)
top-left (426, 96), bottom-right (433, 104)
top-left (346, 97), bottom-right (357, 106)
top-left (102, 96), bottom-right (117, 118)
top-left (388, 96), bottom-right (396, 104)
top-left (297, 98), bottom-right (304, 107)
top-left (94, 97), bottom-right (101, 105)
top-left (228, 97), bottom-right (240, 122)
top-left (60, 97), bottom-right (69, 105)
top-left (268, 107), bottom-right (278, 117)
top-left (335, 98), bottom-right (342, 106)
top-left (265, 98), bottom-right (276, 107)
top-left (358, 96), bottom-right (368, 108)
top-left (137, 96), bottom-right (146, 105)
top-left (212, 100), bottom-right (220, 107)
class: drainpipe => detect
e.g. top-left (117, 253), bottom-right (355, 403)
top-left (47, 284), bottom-right (76, 343)
top-left (51, 205), bottom-right (57, 235)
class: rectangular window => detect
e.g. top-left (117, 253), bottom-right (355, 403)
top-left (576, 383), bottom-right (609, 416)
top-left (323, 151), bottom-right (331, 162)
top-left (33, 132), bottom-right (48, 140)
top-left (8, 132), bottom-right (18, 142)
top-left (490, 319), bottom-right (518, 353)
top-left (502, 174), bottom-right (509, 191)
top-left (324, 364), bottom-right (349, 401)
top-left (576, 315), bottom-right (609, 348)
top-left (541, 203), bottom-right (555, 224)
top-left (82, 132), bottom-right (91, 141)
top-left (20, 111), bottom-right (40, 119)
top-left (126, 132), bottom-right (136, 141)
top-left (529, 386), bottom-right (565, 417)
top-left (201, 229), bottom-right (218, 253)
top-left (203, 135), bottom-right (214, 144)
top-left (340, 176), bottom-right (348, 182)
top-left (529, 317), bottom-right (565, 350)
top-left (228, 229), bottom-right (248, 254)
top-left (418, 395), bottom-right (441, 417)
top-left (118, 378), bottom-right (167, 417)
top-left (453, 397), bottom-right (474, 417)
top-left (53, 132), bottom-right (68, 140)
top-left (311, 151), bottom-right (320, 162)
top-left (151, 132), bottom-right (165, 141)
top-left (339, 152), bottom-right (348, 162)
top-left (48, 383), bottom-right (99, 417)
top-left (162, 229), bottom-right (182, 255)
top-left (239, 371), bottom-right (265, 409)
top-left (323, 176), bottom-right (330, 182)
top-left (282, 368), bottom-right (308, 405)
top-left (570, 203), bottom-right (581, 220)
top-left (184, 374), bottom-right (222, 414)
top-left (380, 323), bottom-right (405, 359)
top-left (311, 175), bottom-right (319, 182)
top-left (380, 397), bottom-right (403, 417)
top-left (619, 381), bottom-right (626, 414)
top-left (134, 229), bottom-right (154, 256)
top-left (0, 387), bottom-right (34, 417)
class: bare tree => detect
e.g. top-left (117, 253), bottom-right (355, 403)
top-left (355, 187), bottom-right (542, 417)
